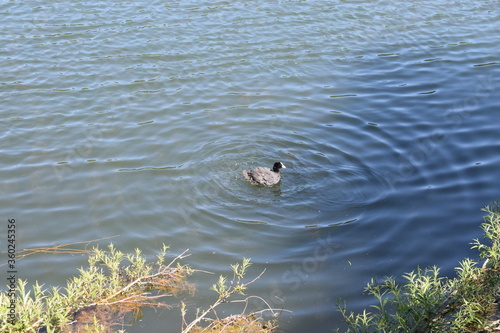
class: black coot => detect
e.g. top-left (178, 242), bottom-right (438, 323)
top-left (242, 162), bottom-right (286, 187)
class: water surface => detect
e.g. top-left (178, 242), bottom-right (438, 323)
top-left (1, 1), bottom-right (500, 332)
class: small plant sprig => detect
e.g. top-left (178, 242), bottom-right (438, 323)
top-left (211, 257), bottom-right (252, 299)
top-left (181, 258), bottom-right (278, 333)
top-left (472, 203), bottom-right (500, 268)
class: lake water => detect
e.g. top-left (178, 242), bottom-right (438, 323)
top-left (1, 1), bottom-right (500, 332)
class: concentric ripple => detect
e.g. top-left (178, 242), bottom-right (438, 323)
top-left (184, 132), bottom-right (391, 228)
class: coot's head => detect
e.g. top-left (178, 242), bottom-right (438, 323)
top-left (272, 162), bottom-right (286, 172)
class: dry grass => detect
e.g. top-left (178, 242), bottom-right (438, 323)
top-left (188, 313), bottom-right (278, 333)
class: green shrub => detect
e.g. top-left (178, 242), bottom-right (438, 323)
top-left (338, 202), bottom-right (500, 333)
top-left (0, 244), bottom-right (276, 333)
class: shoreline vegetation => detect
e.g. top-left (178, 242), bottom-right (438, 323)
top-left (0, 202), bottom-right (498, 332)
top-left (0, 244), bottom-right (278, 333)
top-left (338, 201), bottom-right (500, 332)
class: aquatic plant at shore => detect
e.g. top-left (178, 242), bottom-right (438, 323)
top-left (0, 244), bottom-right (277, 333)
top-left (338, 201), bottom-right (500, 332)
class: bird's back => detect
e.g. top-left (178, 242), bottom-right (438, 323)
top-left (242, 167), bottom-right (279, 186)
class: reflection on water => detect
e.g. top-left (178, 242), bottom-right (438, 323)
top-left (1, 1), bottom-right (500, 332)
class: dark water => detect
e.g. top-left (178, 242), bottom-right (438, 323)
top-left (1, 1), bottom-right (500, 332)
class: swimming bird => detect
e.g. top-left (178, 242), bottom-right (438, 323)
top-left (242, 162), bottom-right (286, 187)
